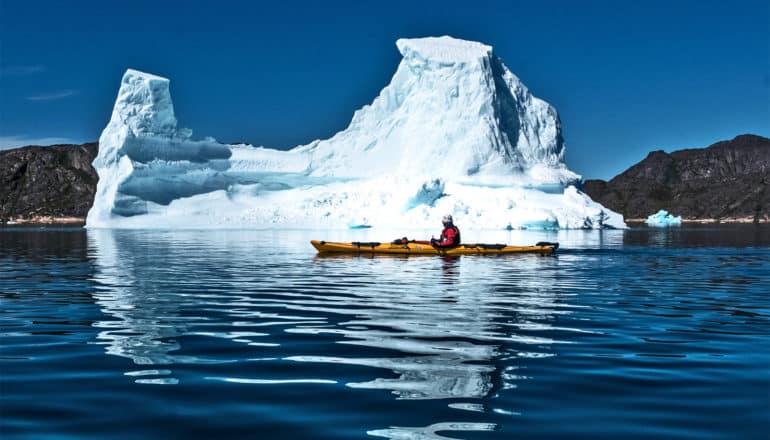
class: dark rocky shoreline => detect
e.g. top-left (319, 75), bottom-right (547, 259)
top-left (1, 135), bottom-right (768, 225)
top-left (1, 143), bottom-right (98, 225)
top-left (583, 134), bottom-right (769, 223)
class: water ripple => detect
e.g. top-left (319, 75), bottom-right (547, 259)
top-left (1, 226), bottom-right (768, 439)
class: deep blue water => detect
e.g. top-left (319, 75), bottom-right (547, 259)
top-left (1, 226), bottom-right (769, 439)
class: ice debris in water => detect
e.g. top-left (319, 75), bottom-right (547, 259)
top-left (646, 210), bottom-right (682, 227)
top-left (86, 36), bottom-right (626, 230)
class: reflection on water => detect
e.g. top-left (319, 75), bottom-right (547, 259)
top-left (90, 230), bottom-right (206, 369)
top-left (368, 422), bottom-right (498, 440)
top-left (86, 229), bottom-right (583, 436)
top-left (2, 225), bottom-right (768, 439)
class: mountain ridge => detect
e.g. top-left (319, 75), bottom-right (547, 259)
top-left (583, 134), bottom-right (769, 222)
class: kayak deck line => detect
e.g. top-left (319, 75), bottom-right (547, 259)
top-left (310, 240), bottom-right (558, 256)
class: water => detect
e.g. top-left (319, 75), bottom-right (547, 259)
top-left (1, 226), bottom-right (769, 439)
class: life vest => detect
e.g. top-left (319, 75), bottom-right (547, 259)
top-left (437, 225), bottom-right (461, 247)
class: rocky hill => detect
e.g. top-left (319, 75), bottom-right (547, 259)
top-left (1, 143), bottom-right (98, 224)
top-left (583, 134), bottom-right (770, 222)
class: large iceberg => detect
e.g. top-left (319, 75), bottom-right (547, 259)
top-left (87, 36), bottom-right (625, 230)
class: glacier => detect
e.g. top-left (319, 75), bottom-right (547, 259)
top-left (86, 36), bottom-right (625, 230)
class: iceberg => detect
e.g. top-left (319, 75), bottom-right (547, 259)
top-left (645, 210), bottom-right (683, 227)
top-left (87, 36), bottom-right (625, 230)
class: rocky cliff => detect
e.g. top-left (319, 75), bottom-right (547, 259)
top-left (583, 134), bottom-right (770, 222)
top-left (1, 143), bottom-right (98, 224)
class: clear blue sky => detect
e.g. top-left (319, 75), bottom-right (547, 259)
top-left (1, 0), bottom-right (767, 179)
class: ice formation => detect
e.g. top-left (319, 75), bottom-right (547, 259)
top-left (645, 210), bottom-right (682, 227)
top-left (87, 37), bottom-right (625, 230)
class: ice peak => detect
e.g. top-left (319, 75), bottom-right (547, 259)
top-left (124, 68), bottom-right (168, 82)
top-left (301, 36), bottom-right (573, 184)
top-left (113, 68), bottom-right (178, 137)
top-left (396, 36), bottom-right (492, 64)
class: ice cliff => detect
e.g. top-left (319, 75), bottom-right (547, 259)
top-left (87, 36), bottom-right (625, 229)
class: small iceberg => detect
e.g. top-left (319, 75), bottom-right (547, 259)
top-left (645, 210), bottom-right (682, 227)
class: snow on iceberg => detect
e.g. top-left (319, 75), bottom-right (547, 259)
top-left (86, 37), bottom-right (626, 230)
top-left (645, 210), bottom-right (682, 227)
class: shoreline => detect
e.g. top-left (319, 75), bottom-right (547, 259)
top-left (625, 217), bottom-right (768, 224)
top-left (2, 217), bottom-right (768, 227)
top-left (2, 217), bottom-right (86, 226)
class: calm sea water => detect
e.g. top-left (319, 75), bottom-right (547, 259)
top-left (1, 226), bottom-right (769, 439)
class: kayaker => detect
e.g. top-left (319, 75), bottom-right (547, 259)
top-left (431, 214), bottom-right (461, 248)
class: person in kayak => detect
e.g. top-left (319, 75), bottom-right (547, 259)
top-left (431, 214), bottom-right (461, 248)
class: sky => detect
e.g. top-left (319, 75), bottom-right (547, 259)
top-left (0, 0), bottom-right (767, 179)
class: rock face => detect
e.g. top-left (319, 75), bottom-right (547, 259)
top-left (583, 134), bottom-right (770, 222)
top-left (0, 143), bottom-right (98, 223)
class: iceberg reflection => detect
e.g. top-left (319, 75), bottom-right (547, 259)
top-left (89, 229), bottom-right (188, 367)
top-left (87, 229), bottom-right (585, 423)
top-left (281, 252), bottom-right (573, 402)
top-left (368, 422), bottom-right (498, 440)
top-left (87, 230), bottom-right (280, 379)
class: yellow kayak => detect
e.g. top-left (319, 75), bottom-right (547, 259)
top-left (310, 240), bottom-right (558, 256)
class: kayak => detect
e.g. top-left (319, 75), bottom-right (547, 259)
top-left (310, 240), bottom-right (559, 256)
